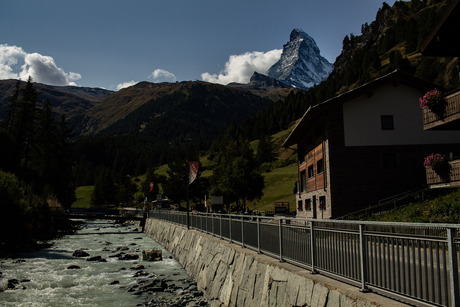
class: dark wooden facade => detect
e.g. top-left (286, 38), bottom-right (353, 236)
top-left (285, 71), bottom-right (460, 219)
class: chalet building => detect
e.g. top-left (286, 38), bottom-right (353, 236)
top-left (421, 0), bottom-right (460, 188)
top-left (283, 70), bottom-right (460, 219)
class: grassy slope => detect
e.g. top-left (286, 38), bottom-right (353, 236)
top-left (253, 164), bottom-right (297, 212)
top-left (72, 185), bottom-right (94, 208)
top-left (251, 125), bottom-right (298, 212)
top-left (368, 189), bottom-right (460, 223)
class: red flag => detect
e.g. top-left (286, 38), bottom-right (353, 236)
top-left (149, 181), bottom-right (154, 193)
top-left (189, 162), bottom-right (199, 185)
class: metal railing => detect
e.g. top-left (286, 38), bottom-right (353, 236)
top-left (67, 208), bottom-right (146, 220)
top-left (337, 188), bottom-right (428, 220)
top-left (149, 210), bottom-right (460, 306)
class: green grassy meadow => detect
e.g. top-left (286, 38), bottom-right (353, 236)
top-left (72, 185), bottom-right (94, 208)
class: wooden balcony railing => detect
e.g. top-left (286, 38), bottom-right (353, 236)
top-left (423, 89), bottom-right (460, 130)
top-left (426, 159), bottom-right (460, 187)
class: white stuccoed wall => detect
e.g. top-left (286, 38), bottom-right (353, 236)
top-left (144, 218), bottom-right (409, 307)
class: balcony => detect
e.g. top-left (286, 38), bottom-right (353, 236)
top-left (423, 89), bottom-right (460, 130)
top-left (426, 159), bottom-right (460, 188)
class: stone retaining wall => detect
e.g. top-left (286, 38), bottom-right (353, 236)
top-left (144, 218), bottom-right (408, 307)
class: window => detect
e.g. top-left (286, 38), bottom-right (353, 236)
top-left (381, 115), bottom-right (394, 130)
top-left (297, 200), bottom-right (303, 211)
top-left (298, 144), bottom-right (306, 164)
top-left (382, 153), bottom-right (397, 168)
top-left (300, 171), bottom-right (306, 192)
top-left (316, 159), bottom-right (324, 174)
top-left (319, 196), bottom-right (326, 211)
top-left (308, 165), bottom-right (314, 178)
top-left (315, 126), bottom-right (323, 138)
top-left (305, 199), bottom-right (311, 211)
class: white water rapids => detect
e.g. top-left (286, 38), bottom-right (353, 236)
top-left (0, 220), bottom-right (194, 306)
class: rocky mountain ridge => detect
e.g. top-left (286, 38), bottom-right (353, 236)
top-left (268, 28), bottom-right (333, 89)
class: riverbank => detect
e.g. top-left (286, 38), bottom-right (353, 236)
top-left (0, 219), bottom-right (83, 259)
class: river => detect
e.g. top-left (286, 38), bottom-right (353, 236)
top-left (0, 220), bottom-right (207, 306)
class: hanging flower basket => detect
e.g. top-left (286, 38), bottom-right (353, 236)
top-left (424, 153), bottom-right (450, 179)
top-left (419, 89), bottom-right (446, 116)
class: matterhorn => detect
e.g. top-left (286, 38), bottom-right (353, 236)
top-left (268, 28), bottom-right (333, 89)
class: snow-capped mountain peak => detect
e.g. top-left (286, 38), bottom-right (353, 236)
top-left (267, 28), bottom-right (333, 89)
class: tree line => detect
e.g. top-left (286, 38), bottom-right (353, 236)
top-left (0, 77), bottom-right (75, 245)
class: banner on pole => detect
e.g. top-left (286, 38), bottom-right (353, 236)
top-left (189, 162), bottom-right (199, 185)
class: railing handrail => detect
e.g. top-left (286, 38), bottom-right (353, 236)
top-left (154, 210), bottom-right (460, 230)
top-left (377, 187), bottom-right (426, 204)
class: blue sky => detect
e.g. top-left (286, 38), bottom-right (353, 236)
top-left (0, 0), bottom-right (398, 91)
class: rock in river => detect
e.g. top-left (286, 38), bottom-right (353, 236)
top-left (142, 249), bottom-right (162, 261)
top-left (73, 250), bottom-right (90, 257)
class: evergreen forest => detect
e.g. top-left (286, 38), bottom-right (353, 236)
top-left (0, 78), bottom-right (75, 246)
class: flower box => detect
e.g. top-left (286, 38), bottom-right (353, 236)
top-left (419, 89), bottom-right (446, 116)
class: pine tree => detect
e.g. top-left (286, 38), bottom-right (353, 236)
top-left (256, 134), bottom-right (277, 166)
top-left (10, 77), bottom-right (39, 179)
top-left (211, 137), bottom-right (264, 211)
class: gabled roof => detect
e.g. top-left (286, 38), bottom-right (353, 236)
top-left (283, 70), bottom-right (438, 147)
top-left (421, 0), bottom-right (460, 56)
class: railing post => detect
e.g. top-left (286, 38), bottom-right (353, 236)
top-left (229, 215), bottom-right (232, 243)
top-left (359, 224), bottom-right (370, 292)
top-left (219, 214), bottom-right (222, 240)
top-left (211, 213), bottom-right (214, 236)
top-left (279, 218), bottom-right (284, 262)
top-left (257, 216), bottom-right (261, 254)
top-left (447, 228), bottom-right (459, 307)
top-left (241, 215), bottom-right (245, 248)
top-left (310, 220), bottom-right (318, 274)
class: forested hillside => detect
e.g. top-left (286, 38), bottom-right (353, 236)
top-left (0, 79), bottom-right (112, 133)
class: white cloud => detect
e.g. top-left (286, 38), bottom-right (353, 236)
top-left (0, 44), bottom-right (26, 79)
top-left (201, 49), bottom-right (282, 85)
top-left (116, 80), bottom-right (138, 90)
top-left (0, 44), bottom-right (81, 86)
top-left (149, 69), bottom-right (177, 82)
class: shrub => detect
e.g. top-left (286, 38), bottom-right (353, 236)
top-left (0, 170), bottom-right (26, 243)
